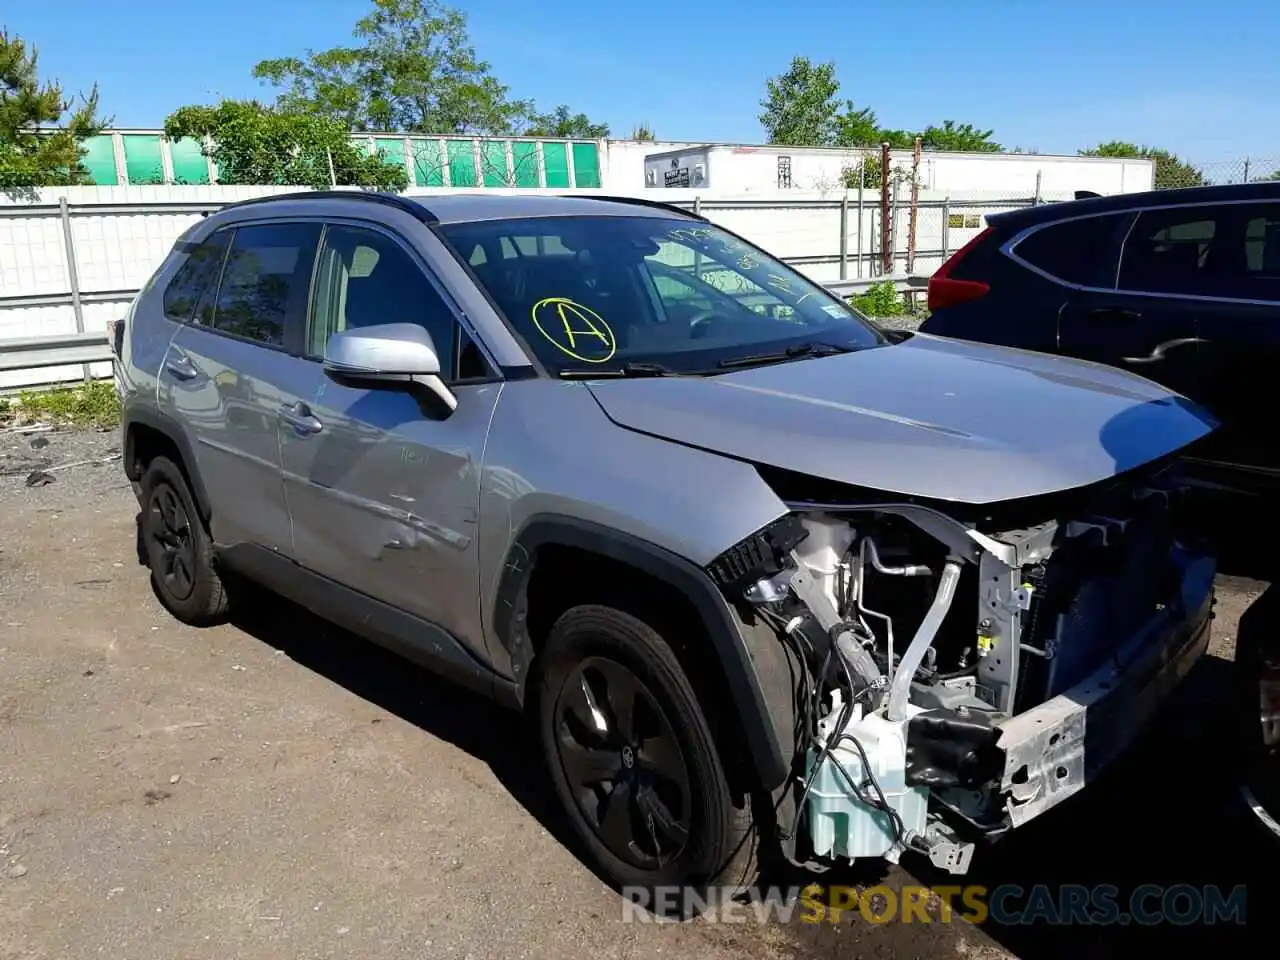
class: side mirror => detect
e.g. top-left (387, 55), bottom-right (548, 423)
top-left (323, 322), bottom-right (457, 412)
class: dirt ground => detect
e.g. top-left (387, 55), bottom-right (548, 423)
top-left (0, 426), bottom-right (1273, 960)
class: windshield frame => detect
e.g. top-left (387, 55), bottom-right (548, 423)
top-left (433, 213), bottom-right (885, 377)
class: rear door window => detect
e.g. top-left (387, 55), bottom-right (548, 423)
top-left (1012, 212), bottom-right (1131, 288)
top-left (1117, 206), bottom-right (1221, 295)
top-left (210, 222), bottom-right (321, 347)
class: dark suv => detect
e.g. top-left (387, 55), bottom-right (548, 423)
top-left (920, 182), bottom-right (1280, 500)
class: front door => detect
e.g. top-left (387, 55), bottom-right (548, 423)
top-left (164, 221), bottom-right (321, 553)
top-left (274, 221), bottom-right (501, 660)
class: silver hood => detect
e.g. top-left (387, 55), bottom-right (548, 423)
top-left (586, 333), bottom-right (1218, 504)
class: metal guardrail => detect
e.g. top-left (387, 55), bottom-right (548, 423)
top-left (826, 274), bottom-right (929, 297)
top-left (0, 331), bottom-right (113, 373)
top-left (0, 276), bottom-right (929, 378)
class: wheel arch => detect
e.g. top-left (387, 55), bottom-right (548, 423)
top-left (493, 514), bottom-right (795, 792)
top-left (123, 401), bottom-right (211, 523)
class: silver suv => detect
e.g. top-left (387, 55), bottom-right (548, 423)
top-left (115, 191), bottom-right (1218, 898)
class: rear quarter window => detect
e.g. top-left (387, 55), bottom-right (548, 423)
top-left (1011, 212), bottom-right (1131, 288)
top-left (162, 234), bottom-right (229, 324)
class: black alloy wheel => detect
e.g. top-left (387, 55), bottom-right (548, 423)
top-left (554, 656), bottom-right (693, 868)
top-left (147, 482), bottom-right (196, 602)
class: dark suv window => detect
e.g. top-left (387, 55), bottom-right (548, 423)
top-left (1116, 203), bottom-right (1280, 301)
top-left (163, 234), bottom-right (228, 323)
top-left (1118, 206), bottom-right (1220, 295)
top-left (211, 223), bottom-right (321, 346)
top-left (307, 224), bottom-right (458, 370)
top-left (1012, 212), bottom-right (1130, 287)
top-left (1244, 204), bottom-right (1280, 291)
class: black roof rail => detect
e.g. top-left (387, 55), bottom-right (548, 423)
top-left (558, 193), bottom-right (707, 221)
top-left (215, 189), bottom-right (438, 223)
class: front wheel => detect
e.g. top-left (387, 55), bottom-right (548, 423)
top-left (536, 604), bottom-right (760, 907)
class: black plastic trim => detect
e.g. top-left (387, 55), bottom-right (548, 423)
top-left (121, 399), bottom-right (212, 521)
top-left (492, 514), bottom-right (790, 789)
top-left (217, 543), bottom-right (512, 704)
top-left (555, 194), bottom-right (708, 221)
top-left (218, 190), bottom-right (439, 224)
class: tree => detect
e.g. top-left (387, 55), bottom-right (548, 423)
top-left (1079, 141), bottom-right (1205, 189)
top-left (921, 120), bottom-right (1000, 152)
top-left (164, 100), bottom-right (408, 190)
top-left (759, 57), bottom-right (999, 156)
top-left (759, 57), bottom-right (842, 146)
top-left (631, 123), bottom-right (655, 141)
top-left (252, 0), bottom-right (531, 135)
top-left (0, 29), bottom-right (104, 188)
top-left (523, 104), bottom-right (608, 139)
top-left (833, 102), bottom-right (880, 147)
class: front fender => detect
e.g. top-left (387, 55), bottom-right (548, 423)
top-left (492, 514), bottom-right (795, 791)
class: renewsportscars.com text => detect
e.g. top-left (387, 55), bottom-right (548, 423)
top-left (620, 883), bottom-right (1248, 926)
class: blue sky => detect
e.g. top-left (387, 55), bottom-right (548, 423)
top-left (6, 0), bottom-right (1279, 163)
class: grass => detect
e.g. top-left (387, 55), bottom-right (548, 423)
top-left (1, 380), bottom-right (121, 429)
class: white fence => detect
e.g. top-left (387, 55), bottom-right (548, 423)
top-left (0, 183), bottom-right (1054, 389)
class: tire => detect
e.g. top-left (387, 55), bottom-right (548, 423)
top-left (536, 604), bottom-right (760, 909)
top-left (138, 455), bottom-right (228, 625)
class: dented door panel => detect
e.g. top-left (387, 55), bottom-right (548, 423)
top-left (275, 357), bottom-right (501, 663)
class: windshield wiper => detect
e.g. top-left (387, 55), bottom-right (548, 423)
top-left (556, 361), bottom-right (679, 379)
top-left (716, 342), bottom-right (854, 369)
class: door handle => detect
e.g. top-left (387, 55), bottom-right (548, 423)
top-left (278, 401), bottom-right (324, 435)
top-left (1088, 308), bottom-right (1143, 323)
top-left (163, 352), bottom-right (198, 381)
top-left (1121, 337), bottom-right (1205, 364)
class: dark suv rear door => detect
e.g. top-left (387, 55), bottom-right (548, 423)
top-left (1014, 209), bottom-right (1200, 408)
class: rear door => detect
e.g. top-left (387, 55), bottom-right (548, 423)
top-left (1054, 207), bottom-right (1206, 403)
top-left (164, 221), bottom-right (321, 553)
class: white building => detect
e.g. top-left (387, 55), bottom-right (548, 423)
top-left (635, 141), bottom-right (1155, 197)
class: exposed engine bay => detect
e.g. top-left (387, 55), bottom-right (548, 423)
top-left (707, 459), bottom-right (1216, 875)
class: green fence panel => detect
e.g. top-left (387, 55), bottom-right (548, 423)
top-left (169, 137), bottom-right (210, 184)
top-left (571, 142), bottom-right (601, 188)
top-left (482, 140), bottom-right (509, 186)
top-left (122, 134), bottom-right (165, 184)
top-left (447, 139), bottom-right (477, 187)
top-left (511, 141), bottom-right (540, 187)
top-left (543, 142), bottom-right (570, 188)
top-left (79, 135), bottom-right (117, 185)
top-left (373, 137), bottom-right (406, 174)
top-left (412, 139), bottom-right (445, 186)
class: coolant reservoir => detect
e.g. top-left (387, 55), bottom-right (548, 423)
top-left (807, 696), bottom-right (929, 862)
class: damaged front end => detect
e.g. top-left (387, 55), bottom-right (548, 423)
top-left (706, 460), bottom-right (1215, 875)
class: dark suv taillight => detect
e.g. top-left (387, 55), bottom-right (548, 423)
top-left (927, 227), bottom-right (993, 311)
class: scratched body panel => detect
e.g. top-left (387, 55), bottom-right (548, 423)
top-left (476, 379), bottom-right (787, 679)
top-left (272, 351), bottom-right (501, 664)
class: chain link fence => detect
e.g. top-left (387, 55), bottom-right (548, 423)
top-left (1149, 155), bottom-right (1280, 190)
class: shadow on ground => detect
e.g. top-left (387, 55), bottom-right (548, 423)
top-left (225, 581), bottom-right (1273, 960)
top-left (226, 589), bottom-right (584, 856)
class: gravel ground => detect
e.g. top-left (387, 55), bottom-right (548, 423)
top-left (0, 425), bottom-right (1272, 960)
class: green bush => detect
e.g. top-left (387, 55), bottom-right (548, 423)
top-left (4, 380), bottom-right (120, 428)
top-left (849, 280), bottom-right (908, 317)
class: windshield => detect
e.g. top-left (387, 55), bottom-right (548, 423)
top-left (436, 215), bottom-right (883, 374)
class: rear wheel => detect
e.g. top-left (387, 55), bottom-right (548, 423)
top-left (139, 456), bottom-right (228, 625)
top-left (536, 604), bottom-right (759, 908)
